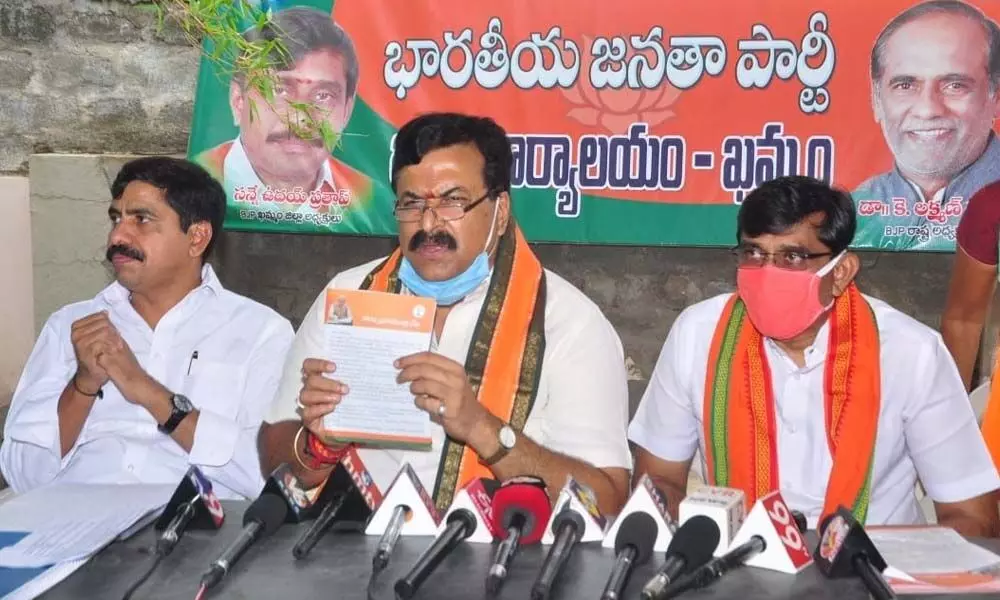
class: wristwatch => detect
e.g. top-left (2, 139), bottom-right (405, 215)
top-left (482, 423), bottom-right (517, 466)
top-left (158, 393), bottom-right (194, 434)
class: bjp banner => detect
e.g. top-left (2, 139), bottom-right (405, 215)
top-left (187, 0), bottom-right (1000, 250)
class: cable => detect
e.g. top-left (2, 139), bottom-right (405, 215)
top-left (194, 583), bottom-right (206, 600)
top-left (121, 554), bottom-right (164, 600)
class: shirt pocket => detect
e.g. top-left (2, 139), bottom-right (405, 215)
top-left (183, 361), bottom-right (248, 418)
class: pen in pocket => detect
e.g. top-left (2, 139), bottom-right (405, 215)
top-left (187, 350), bottom-right (199, 375)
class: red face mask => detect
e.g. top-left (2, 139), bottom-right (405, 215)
top-left (736, 252), bottom-right (844, 340)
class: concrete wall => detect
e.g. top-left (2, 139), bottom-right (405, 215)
top-left (0, 176), bottom-right (32, 407)
top-left (0, 0), bottom-right (195, 174)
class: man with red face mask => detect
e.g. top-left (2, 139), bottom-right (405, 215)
top-left (628, 176), bottom-right (1000, 537)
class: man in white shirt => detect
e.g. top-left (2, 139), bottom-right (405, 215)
top-left (629, 175), bottom-right (1000, 537)
top-left (258, 113), bottom-right (632, 514)
top-left (1, 157), bottom-right (294, 499)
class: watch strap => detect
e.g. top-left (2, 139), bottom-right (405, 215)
top-left (158, 394), bottom-right (191, 434)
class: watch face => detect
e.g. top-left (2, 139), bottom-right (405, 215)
top-left (499, 425), bottom-right (516, 449)
top-left (173, 394), bottom-right (194, 412)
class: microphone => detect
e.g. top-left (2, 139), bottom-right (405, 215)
top-left (291, 447), bottom-right (382, 559)
top-left (678, 486), bottom-right (746, 557)
top-left (122, 467), bottom-right (225, 600)
top-left (154, 466), bottom-right (226, 555)
top-left (815, 507), bottom-right (895, 600)
top-left (366, 463), bottom-right (441, 574)
top-left (485, 476), bottom-right (551, 596)
top-left (603, 474), bottom-right (676, 553)
top-left (199, 492), bottom-right (288, 592)
top-left (599, 512), bottom-right (658, 600)
top-left (639, 515), bottom-right (721, 600)
top-left (373, 504), bottom-right (409, 573)
top-left (291, 491), bottom-right (348, 559)
top-left (530, 507), bottom-right (586, 600)
top-left (394, 508), bottom-right (478, 600)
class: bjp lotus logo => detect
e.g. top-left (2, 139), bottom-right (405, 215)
top-left (561, 35), bottom-right (682, 134)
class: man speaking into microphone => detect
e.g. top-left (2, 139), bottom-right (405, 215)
top-left (628, 176), bottom-right (1000, 537)
top-left (258, 113), bottom-right (632, 515)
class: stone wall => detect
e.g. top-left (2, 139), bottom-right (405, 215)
top-left (0, 0), bottom-right (196, 174)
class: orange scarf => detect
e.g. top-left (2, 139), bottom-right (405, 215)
top-left (980, 351), bottom-right (1000, 469)
top-left (703, 284), bottom-right (880, 523)
top-left (361, 225), bottom-right (546, 511)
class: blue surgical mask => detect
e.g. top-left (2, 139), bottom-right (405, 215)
top-left (399, 202), bottom-right (499, 306)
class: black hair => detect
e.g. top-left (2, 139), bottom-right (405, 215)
top-left (390, 112), bottom-right (513, 195)
top-left (110, 157), bottom-right (226, 262)
top-left (239, 7), bottom-right (359, 98)
top-left (871, 0), bottom-right (1000, 91)
top-left (737, 176), bottom-right (856, 254)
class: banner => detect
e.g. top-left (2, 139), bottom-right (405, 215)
top-left (187, 0), bottom-right (1000, 251)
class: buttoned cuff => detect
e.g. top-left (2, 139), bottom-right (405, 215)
top-left (189, 408), bottom-right (240, 467)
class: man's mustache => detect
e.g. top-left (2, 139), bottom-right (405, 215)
top-left (106, 244), bottom-right (145, 263)
top-left (409, 230), bottom-right (458, 252)
top-left (266, 131), bottom-right (325, 148)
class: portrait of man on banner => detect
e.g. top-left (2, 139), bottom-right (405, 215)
top-left (194, 6), bottom-right (371, 219)
top-left (853, 0), bottom-right (1000, 249)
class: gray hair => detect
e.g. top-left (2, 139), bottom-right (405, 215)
top-left (870, 0), bottom-right (1000, 92)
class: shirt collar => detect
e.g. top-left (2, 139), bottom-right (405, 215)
top-left (98, 264), bottom-right (223, 308)
top-left (763, 318), bottom-right (830, 373)
top-left (227, 136), bottom-right (337, 192)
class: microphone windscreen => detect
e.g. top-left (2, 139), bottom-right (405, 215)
top-left (668, 515), bottom-right (720, 567)
top-left (552, 507), bottom-right (586, 535)
top-left (614, 512), bottom-right (658, 564)
top-left (244, 493), bottom-right (290, 536)
top-left (492, 480), bottom-right (552, 545)
top-left (447, 508), bottom-right (478, 539)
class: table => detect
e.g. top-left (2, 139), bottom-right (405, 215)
top-left (40, 502), bottom-right (1000, 600)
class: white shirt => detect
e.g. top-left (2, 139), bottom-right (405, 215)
top-left (628, 293), bottom-right (1000, 528)
top-left (0, 266), bottom-right (295, 500)
top-left (267, 257), bottom-right (633, 493)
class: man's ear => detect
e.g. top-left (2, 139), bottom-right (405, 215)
top-left (188, 221), bottom-right (213, 260)
top-left (831, 252), bottom-right (860, 297)
top-left (496, 191), bottom-right (512, 237)
top-left (229, 80), bottom-right (244, 127)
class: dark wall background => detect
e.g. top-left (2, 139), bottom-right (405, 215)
top-left (214, 232), bottom-right (958, 413)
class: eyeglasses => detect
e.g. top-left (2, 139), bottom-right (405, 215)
top-left (393, 190), bottom-right (494, 223)
top-left (731, 246), bottom-right (833, 271)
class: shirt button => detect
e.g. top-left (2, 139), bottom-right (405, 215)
top-left (127, 464), bottom-right (135, 473)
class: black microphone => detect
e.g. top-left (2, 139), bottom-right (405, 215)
top-left (639, 515), bottom-right (721, 600)
top-left (291, 492), bottom-right (348, 559)
top-left (199, 493), bottom-right (288, 592)
top-left (600, 512), bottom-right (658, 600)
top-left (486, 476), bottom-right (552, 596)
top-left (815, 507), bottom-right (896, 600)
top-left (530, 508), bottom-right (586, 600)
top-left (394, 508), bottom-right (478, 599)
top-left (660, 536), bottom-right (766, 598)
top-left (154, 466), bottom-right (226, 555)
top-left (291, 452), bottom-right (381, 560)
top-left (659, 504), bottom-right (809, 597)
top-left (122, 467), bottom-right (226, 600)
